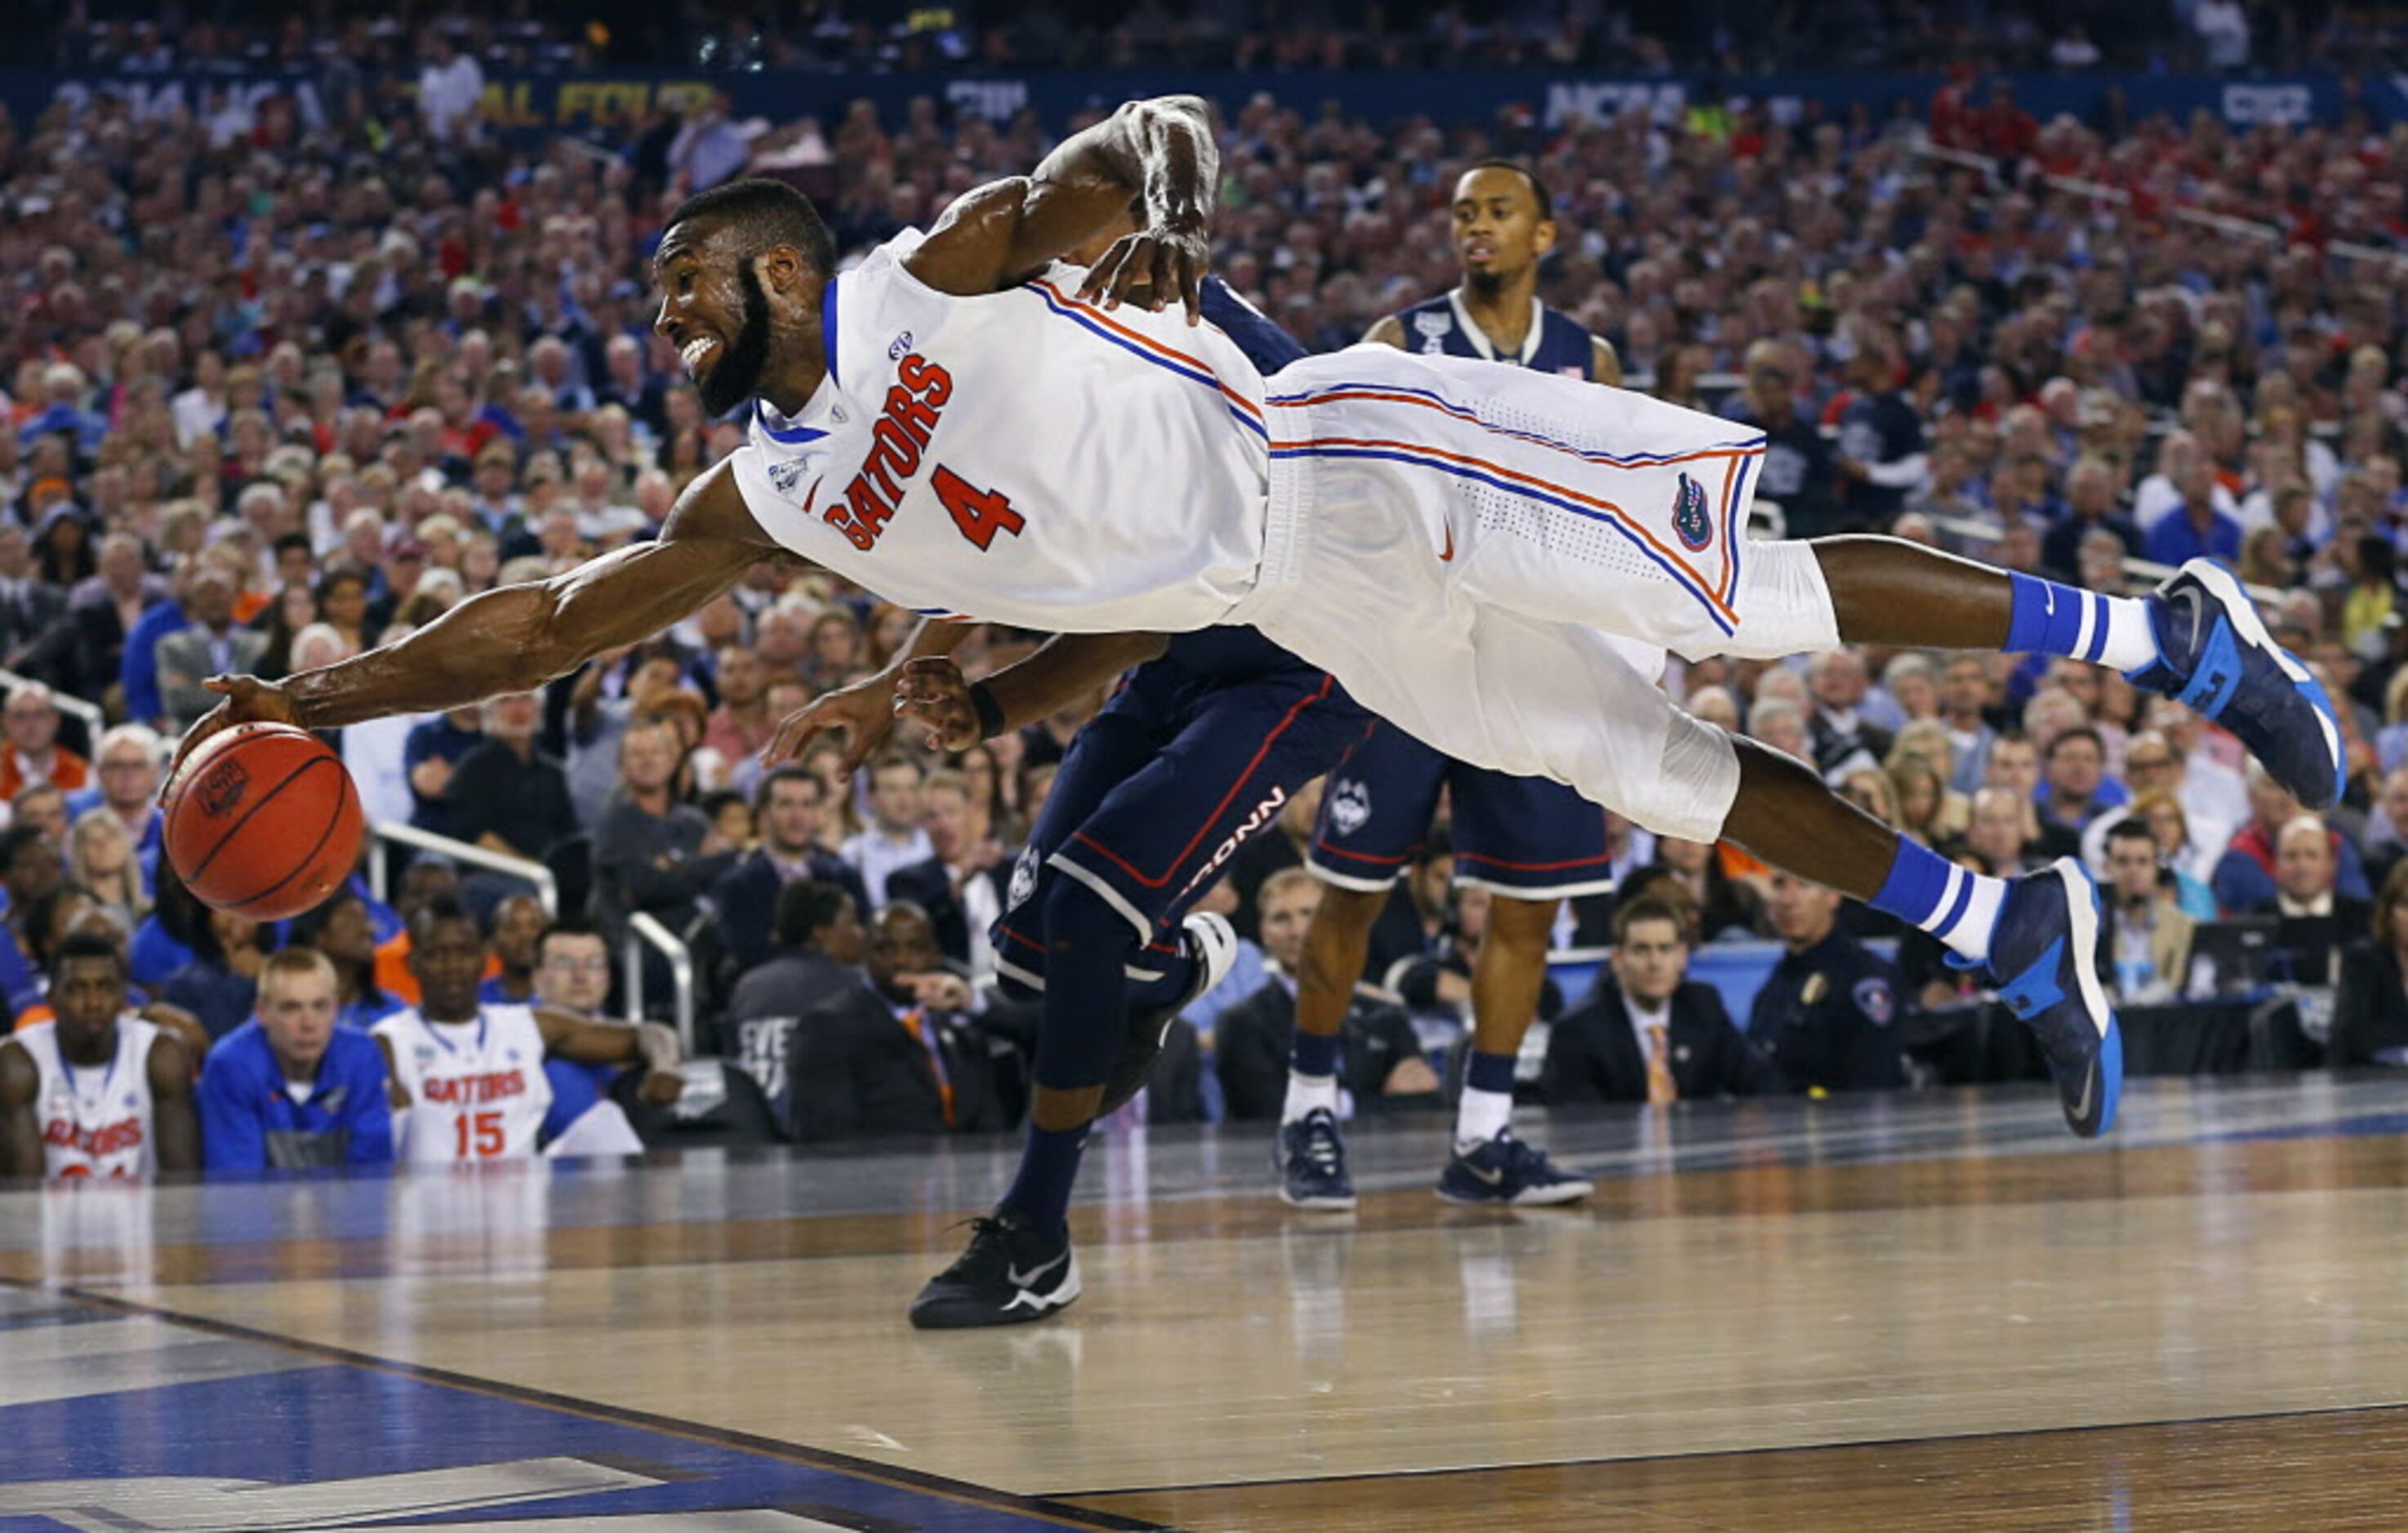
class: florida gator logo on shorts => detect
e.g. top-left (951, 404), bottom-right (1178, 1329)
top-left (1671, 471), bottom-right (1712, 551)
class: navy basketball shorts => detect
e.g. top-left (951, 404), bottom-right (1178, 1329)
top-left (1307, 720), bottom-right (1618, 900)
top-left (990, 660), bottom-right (1372, 993)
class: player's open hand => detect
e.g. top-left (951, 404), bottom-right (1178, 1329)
top-left (892, 655), bottom-right (981, 753)
top-left (169, 675), bottom-right (302, 780)
top-left (1075, 223), bottom-right (1209, 324)
top-left (762, 669), bottom-right (901, 774)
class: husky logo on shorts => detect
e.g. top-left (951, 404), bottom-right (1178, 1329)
top-left (1671, 471), bottom-right (1712, 551)
top-left (1326, 776), bottom-right (1373, 838)
top-left (1007, 844), bottom-right (1041, 912)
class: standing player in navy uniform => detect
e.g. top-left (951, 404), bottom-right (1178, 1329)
top-left (1280, 161), bottom-right (1627, 1211)
top-left (780, 268), bottom-right (1382, 1326)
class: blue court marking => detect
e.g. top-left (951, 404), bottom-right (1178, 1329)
top-left (2209, 1109), bottom-right (2408, 1144)
top-left (0, 1286), bottom-right (1156, 1532)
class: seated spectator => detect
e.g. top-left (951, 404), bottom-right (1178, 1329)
top-left (2037, 725), bottom-right (2125, 833)
top-left (701, 644), bottom-right (775, 790)
top-left (710, 766), bottom-right (870, 975)
top-left (0, 931), bottom-right (198, 1178)
top-left (1386, 883), bottom-right (1565, 1020)
top-left (0, 681), bottom-right (87, 802)
top-left (1217, 869), bottom-right (1440, 1121)
top-left (67, 809), bottom-right (148, 930)
top-left (447, 691), bottom-right (580, 869)
top-left (596, 717), bottom-right (739, 936)
top-left (2128, 789), bottom-right (2221, 918)
top-left (1806, 650), bottom-right (1893, 780)
top-left (2254, 815), bottom-right (2370, 988)
top-left (154, 563), bottom-right (266, 732)
top-left (13, 782), bottom-right (68, 848)
top-left (1543, 896), bottom-right (1778, 1104)
top-left (2330, 863), bottom-right (2408, 1068)
top-left (1637, 836), bottom-right (1768, 941)
top-left (525, 918), bottom-right (633, 1147)
top-left (1979, 735), bottom-right (2080, 862)
top-left (63, 723), bottom-right (165, 877)
top-left (2367, 767), bottom-right (2408, 895)
top-left (2214, 762), bottom-right (2370, 916)
top-left (2095, 816), bottom-right (2194, 1004)
top-left (840, 753), bottom-right (933, 909)
top-left (401, 705), bottom-right (484, 842)
top-left (197, 948), bottom-right (394, 1171)
top-left (887, 770), bottom-right (1009, 982)
top-left (729, 879), bottom-right (867, 1113)
top-left (1747, 872), bottom-right (1906, 1095)
top-left (287, 888), bottom-right (406, 1033)
top-left (161, 905), bottom-right (271, 1042)
top-left (478, 893), bottom-right (549, 1005)
top-left (785, 902), bottom-right (1012, 1143)
top-left (0, 824), bottom-right (61, 998)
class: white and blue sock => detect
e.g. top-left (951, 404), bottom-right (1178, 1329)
top-left (2005, 572), bottom-right (2159, 673)
top-left (1869, 837), bottom-right (2005, 965)
top-left (1283, 1029), bottom-right (1342, 1123)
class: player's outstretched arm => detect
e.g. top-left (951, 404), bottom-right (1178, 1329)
top-left (0, 1042), bottom-right (38, 1179)
top-left (536, 1010), bottom-right (684, 1105)
top-left (148, 1033), bottom-right (199, 1175)
top-left (762, 617), bottom-right (977, 773)
top-left (892, 632), bottom-right (1169, 753)
top-left (175, 460), bottom-right (775, 769)
top-left (904, 95), bottom-right (1217, 319)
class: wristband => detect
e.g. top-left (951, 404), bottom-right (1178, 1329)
top-left (968, 681), bottom-right (1006, 741)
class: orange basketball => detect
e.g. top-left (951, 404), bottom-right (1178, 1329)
top-left (162, 722), bottom-right (364, 921)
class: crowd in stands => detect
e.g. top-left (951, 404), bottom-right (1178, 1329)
top-left (5, 42), bottom-right (2408, 1175)
top-left (24, 2), bottom-right (2405, 78)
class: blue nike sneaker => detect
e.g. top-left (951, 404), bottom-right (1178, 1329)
top-left (1435, 1131), bottom-right (1594, 1206)
top-left (2129, 558), bottom-right (2345, 810)
top-left (1276, 1107), bottom-right (1357, 1211)
top-left (1988, 858), bottom-right (2123, 1138)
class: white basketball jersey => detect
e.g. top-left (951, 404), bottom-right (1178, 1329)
top-left (729, 231), bottom-right (1271, 633)
top-left (374, 1006), bottom-right (553, 1164)
top-left (10, 1016), bottom-right (160, 1180)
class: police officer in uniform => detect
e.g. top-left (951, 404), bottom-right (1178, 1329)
top-left (1747, 870), bottom-right (1907, 1094)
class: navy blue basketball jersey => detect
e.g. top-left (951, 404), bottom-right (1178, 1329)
top-left (1391, 291), bottom-right (1596, 379)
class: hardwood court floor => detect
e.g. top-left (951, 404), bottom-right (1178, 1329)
top-left (5, 1077), bottom-right (2408, 1529)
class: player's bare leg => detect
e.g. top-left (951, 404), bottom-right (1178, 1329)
top-left (1807, 537), bottom-right (2341, 809)
top-left (1435, 894), bottom-right (1591, 1206)
top-left (1716, 734), bottom-right (2120, 1137)
top-left (1277, 883), bottom-right (1383, 1210)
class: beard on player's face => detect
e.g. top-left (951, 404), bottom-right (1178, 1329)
top-left (1466, 264), bottom-right (1513, 299)
top-left (697, 263), bottom-right (774, 416)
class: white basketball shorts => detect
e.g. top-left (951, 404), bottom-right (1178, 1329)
top-left (1222, 347), bottom-right (1842, 845)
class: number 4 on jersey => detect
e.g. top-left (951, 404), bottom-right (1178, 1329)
top-left (932, 465), bottom-right (1026, 551)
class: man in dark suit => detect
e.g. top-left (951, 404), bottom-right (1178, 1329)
top-left (728, 879), bottom-right (866, 1114)
top-left (2254, 815), bottom-right (2373, 988)
top-left (1217, 869), bottom-right (1441, 1121)
top-left (1544, 896), bottom-right (1782, 1104)
top-left (710, 766), bottom-right (867, 975)
top-left (0, 522), bottom-right (68, 673)
top-left (785, 902), bottom-right (1013, 1143)
top-left (885, 769), bottom-right (1011, 973)
top-left (41, 531), bottom-right (168, 703)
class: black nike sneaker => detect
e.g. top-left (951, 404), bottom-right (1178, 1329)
top-left (909, 1214), bottom-right (1081, 1330)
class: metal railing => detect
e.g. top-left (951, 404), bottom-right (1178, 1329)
top-left (0, 666), bottom-right (105, 740)
top-left (625, 909), bottom-right (697, 1055)
top-left (367, 820), bottom-right (559, 916)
